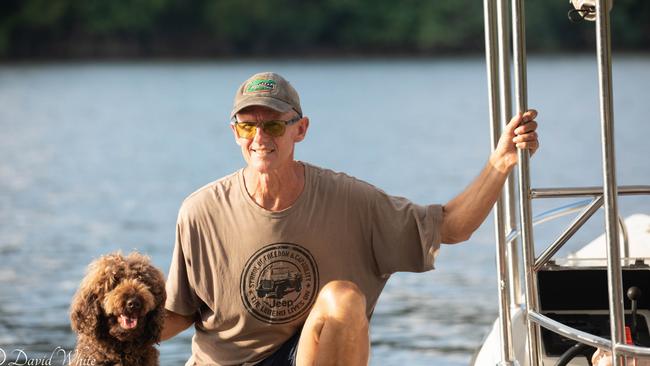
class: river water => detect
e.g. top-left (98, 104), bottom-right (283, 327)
top-left (0, 56), bottom-right (649, 365)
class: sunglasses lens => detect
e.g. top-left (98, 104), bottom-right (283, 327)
top-left (235, 120), bottom-right (290, 138)
top-left (236, 123), bottom-right (256, 138)
top-left (263, 121), bottom-right (286, 137)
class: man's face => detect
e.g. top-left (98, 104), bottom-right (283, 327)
top-left (231, 106), bottom-right (308, 173)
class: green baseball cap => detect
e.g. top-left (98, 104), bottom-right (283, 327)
top-left (230, 72), bottom-right (302, 120)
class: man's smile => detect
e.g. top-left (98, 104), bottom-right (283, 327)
top-left (251, 147), bottom-right (276, 155)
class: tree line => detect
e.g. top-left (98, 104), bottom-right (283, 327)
top-left (0, 0), bottom-right (648, 59)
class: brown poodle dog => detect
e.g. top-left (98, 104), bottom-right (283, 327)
top-left (70, 252), bottom-right (166, 366)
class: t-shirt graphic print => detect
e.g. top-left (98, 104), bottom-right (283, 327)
top-left (240, 242), bottom-right (319, 324)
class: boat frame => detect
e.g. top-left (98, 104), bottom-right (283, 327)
top-left (482, 0), bottom-right (650, 364)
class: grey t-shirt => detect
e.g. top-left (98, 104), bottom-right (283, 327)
top-left (165, 163), bottom-right (442, 365)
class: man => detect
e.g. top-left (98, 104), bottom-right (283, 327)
top-left (161, 72), bottom-right (539, 366)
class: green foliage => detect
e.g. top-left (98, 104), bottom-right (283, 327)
top-left (610, 0), bottom-right (650, 49)
top-left (414, 1), bottom-right (483, 51)
top-left (74, 0), bottom-right (168, 34)
top-left (203, 0), bottom-right (330, 53)
top-left (0, 0), bottom-right (647, 59)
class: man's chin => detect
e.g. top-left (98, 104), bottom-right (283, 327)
top-left (246, 160), bottom-right (277, 174)
top-left (244, 156), bottom-right (298, 177)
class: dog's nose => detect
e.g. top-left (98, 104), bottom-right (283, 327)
top-left (126, 298), bottom-right (141, 311)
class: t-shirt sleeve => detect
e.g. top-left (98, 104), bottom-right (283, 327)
top-left (368, 188), bottom-right (443, 276)
top-left (165, 215), bottom-right (200, 316)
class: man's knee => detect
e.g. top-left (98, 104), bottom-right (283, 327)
top-left (317, 281), bottom-right (367, 323)
top-left (297, 281), bottom-right (370, 366)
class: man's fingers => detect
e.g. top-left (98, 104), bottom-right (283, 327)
top-left (515, 120), bottom-right (537, 135)
top-left (513, 128), bottom-right (539, 152)
top-left (506, 109), bottom-right (538, 134)
top-left (512, 132), bottom-right (538, 143)
top-left (515, 141), bottom-right (539, 150)
top-left (505, 114), bottom-right (522, 133)
top-left (522, 109), bottom-right (538, 122)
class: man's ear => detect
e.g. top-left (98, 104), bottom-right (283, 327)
top-left (230, 124), bottom-right (241, 145)
top-left (294, 117), bottom-right (309, 143)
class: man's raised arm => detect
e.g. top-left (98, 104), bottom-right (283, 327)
top-left (440, 110), bottom-right (539, 244)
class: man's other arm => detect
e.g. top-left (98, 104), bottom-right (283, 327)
top-left (161, 309), bottom-right (195, 341)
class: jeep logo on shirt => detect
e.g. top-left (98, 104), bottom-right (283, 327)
top-left (256, 266), bottom-right (302, 300)
top-left (240, 243), bottom-right (319, 324)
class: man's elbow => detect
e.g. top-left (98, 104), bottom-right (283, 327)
top-left (441, 231), bottom-right (472, 244)
top-left (440, 210), bottom-right (473, 244)
top-left (440, 220), bottom-right (473, 243)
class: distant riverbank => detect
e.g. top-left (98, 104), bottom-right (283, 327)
top-left (1, 0), bottom-right (648, 60)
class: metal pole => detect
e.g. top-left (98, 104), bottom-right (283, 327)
top-left (618, 216), bottom-right (629, 264)
top-left (496, 0), bottom-right (522, 309)
top-left (531, 185), bottom-right (650, 198)
top-left (511, 0), bottom-right (541, 364)
top-left (595, 0), bottom-right (625, 364)
top-left (484, 0), bottom-right (516, 363)
top-left (533, 196), bottom-right (604, 271)
top-left (505, 178), bottom-right (522, 307)
top-left (505, 182), bottom-right (522, 307)
top-left (529, 311), bottom-right (612, 350)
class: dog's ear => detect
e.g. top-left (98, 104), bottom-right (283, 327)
top-left (70, 289), bottom-right (102, 336)
top-left (70, 252), bottom-right (127, 336)
top-left (142, 305), bottom-right (166, 345)
top-left (146, 265), bottom-right (167, 307)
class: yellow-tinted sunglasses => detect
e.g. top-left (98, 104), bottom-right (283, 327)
top-left (233, 116), bottom-right (302, 139)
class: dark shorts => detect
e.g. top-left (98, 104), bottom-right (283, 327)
top-left (256, 330), bottom-right (301, 366)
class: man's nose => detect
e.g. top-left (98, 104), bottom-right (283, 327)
top-left (252, 124), bottom-right (270, 142)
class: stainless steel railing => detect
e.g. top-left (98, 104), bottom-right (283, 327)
top-left (532, 186), bottom-right (650, 199)
top-left (595, 0), bottom-right (627, 359)
top-left (482, 0), bottom-right (650, 363)
top-left (528, 311), bottom-right (650, 358)
top-left (528, 311), bottom-right (612, 350)
top-left (532, 196), bottom-right (604, 271)
top-left (483, 0), bottom-right (516, 362)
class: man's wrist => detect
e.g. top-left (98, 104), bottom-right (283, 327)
top-left (489, 152), bottom-right (515, 174)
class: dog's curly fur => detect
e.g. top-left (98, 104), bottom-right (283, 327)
top-left (70, 252), bottom-right (166, 366)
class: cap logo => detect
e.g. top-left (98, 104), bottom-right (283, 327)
top-left (244, 79), bottom-right (277, 94)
